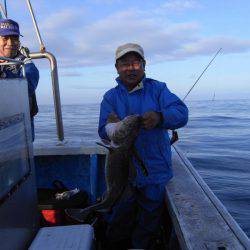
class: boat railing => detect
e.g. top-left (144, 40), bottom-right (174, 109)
top-left (28, 51), bottom-right (64, 142)
top-left (0, 56), bottom-right (26, 77)
top-left (171, 145), bottom-right (250, 248)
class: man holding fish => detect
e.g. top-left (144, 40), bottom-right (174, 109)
top-left (98, 43), bottom-right (188, 249)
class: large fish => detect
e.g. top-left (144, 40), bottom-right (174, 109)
top-left (65, 115), bottom-right (148, 223)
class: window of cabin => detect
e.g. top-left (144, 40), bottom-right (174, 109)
top-left (0, 114), bottom-right (30, 200)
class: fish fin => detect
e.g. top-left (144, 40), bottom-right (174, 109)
top-left (96, 140), bottom-right (112, 150)
top-left (96, 139), bottom-right (119, 150)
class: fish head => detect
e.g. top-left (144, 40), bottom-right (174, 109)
top-left (112, 115), bottom-right (142, 147)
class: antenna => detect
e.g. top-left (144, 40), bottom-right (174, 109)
top-left (0, 2), bottom-right (7, 18)
top-left (4, 0), bottom-right (7, 17)
top-left (26, 0), bottom-right (46, 52)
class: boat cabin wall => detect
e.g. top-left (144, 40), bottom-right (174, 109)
top-left (0, 79), bottom-right (38, 250)
top-left (34, 152), bottom-right (107, 204)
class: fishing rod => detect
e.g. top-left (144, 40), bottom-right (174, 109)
top-left (182, 48), bottom-right (222, 102)
top-left (171, 47), bottom-right (222, 145)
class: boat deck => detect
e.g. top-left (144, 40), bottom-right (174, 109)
top-left (33, 140), bottom-right (250, 250)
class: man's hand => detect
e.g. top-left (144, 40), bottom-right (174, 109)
top-left (105, 112), bottom-right (121, 140)
top-left (142, 111), bottom-right (162, 129)
top-left (106, 112), bottom-right (120, 124)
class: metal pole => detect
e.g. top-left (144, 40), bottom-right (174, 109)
top-left (29, 52), bottom-right (64, 142)
top-left (0, 4), bottom-right (6, 18)
top-left (4, 0), bottom-right (7, 17)
top-left (4, 0), bottom-right (8, 18)
top-left (26, 0), bottom-right (45, 52)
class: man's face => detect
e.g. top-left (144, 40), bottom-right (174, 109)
top-left (0, 35), bottom-right (19, 58)
top-left (116, 52), bottom-right (145, 90)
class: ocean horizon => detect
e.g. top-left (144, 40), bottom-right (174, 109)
top-left (37, 97), bottom-right (250, 106)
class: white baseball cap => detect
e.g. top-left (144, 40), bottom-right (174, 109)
top-left (115, 43), bottom-right (144, 61)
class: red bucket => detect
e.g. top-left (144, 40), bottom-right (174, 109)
top-left (41, 209), bottom-right (62, 225)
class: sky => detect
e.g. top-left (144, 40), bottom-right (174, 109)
top-left (2, 0), bottom-right (250, 104)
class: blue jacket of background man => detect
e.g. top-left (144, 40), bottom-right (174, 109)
top-left (98, 77), bottom-right (188, 186)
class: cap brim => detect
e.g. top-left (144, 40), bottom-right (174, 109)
top-left (116, 48), bottom-right (144, 60)
top-left (0, 31), bottom-right (22, 37)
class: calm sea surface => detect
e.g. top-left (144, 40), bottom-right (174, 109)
top-left (34, 99), bottom-right (250, 237)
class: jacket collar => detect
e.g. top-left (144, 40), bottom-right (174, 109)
top-left (116, 75), bottom-right (146, 92)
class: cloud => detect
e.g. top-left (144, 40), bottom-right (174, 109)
top-left (40, 8), bottom-right (84, 31)
top-left (88, 0), bottom-right (122, 4)
top-left (181, 37), bottom-right (250, 55)
top-left (16, 4), bottom-right (250, 68)
top-left (161, 0), bottom-right (201, 11)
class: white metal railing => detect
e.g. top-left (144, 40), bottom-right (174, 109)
top-left (0, 56), bottom-right (26, 77)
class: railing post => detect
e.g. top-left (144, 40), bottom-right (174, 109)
top-left (29, 52), bottom-right (64, 142)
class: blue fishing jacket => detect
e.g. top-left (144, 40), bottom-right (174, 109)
top-left (98, 77), bottom-right (188, 186)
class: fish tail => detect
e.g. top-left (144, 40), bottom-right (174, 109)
top-left (65, 207), bottom-right (93, 223)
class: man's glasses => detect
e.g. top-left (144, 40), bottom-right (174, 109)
top-left (117, 60), bottom-right (143, 71)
